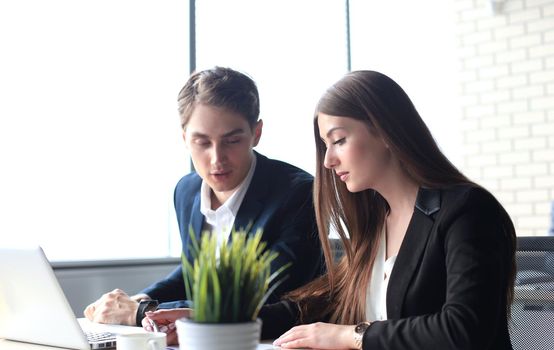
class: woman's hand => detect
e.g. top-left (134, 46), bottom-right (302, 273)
top-left (141, 308), bottom-right (192, 345)
top-left (273, 322), bottom-right (357, 349)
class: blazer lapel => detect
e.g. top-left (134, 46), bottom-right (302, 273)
top-left (386, 188), bottom-right (441, 319)
top-left (233, 152), bottom-right (268, 234)
top-left (190, 191), bottom-right (203, 243)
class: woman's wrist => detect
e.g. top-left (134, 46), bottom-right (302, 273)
top-left (352, 321), bottom-right (371, 349)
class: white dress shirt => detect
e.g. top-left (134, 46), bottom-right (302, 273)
top-left (199, 154), bottom-right (257, 246)
top-left (365, 225), bottom-right (397, 321)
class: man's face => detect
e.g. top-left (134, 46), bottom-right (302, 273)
top-left (183, 104), bottom-right (262, 197)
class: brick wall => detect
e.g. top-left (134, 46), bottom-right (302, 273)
top-left (454, 0), bottom-right (554, 235)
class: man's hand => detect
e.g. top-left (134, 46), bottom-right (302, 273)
top-left (83, 289), bottom-right (141, 325)
top-left (142, 308), bottom-right (192, 346)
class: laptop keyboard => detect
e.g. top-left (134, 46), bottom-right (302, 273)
top-left (85, 331), bottom-right (117, 349)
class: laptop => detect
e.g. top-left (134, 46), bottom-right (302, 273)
top-left (0, 246), bottom-right (118, 349)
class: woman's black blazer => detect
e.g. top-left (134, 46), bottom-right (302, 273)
top-left (260, 185), bottom-right (515, 350)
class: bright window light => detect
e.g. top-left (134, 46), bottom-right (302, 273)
top-left (350, 0), bottom-right (462, 166)
top-left (196, 0), bottom-right (348, 175)
top-left (0, 0), bottom-right (189, 260)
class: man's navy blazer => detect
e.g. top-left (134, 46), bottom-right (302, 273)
top-left (141, 152), bottom-right (323, 307)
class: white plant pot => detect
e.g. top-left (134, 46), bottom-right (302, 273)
top-left (176, 318), bottom-right (262, 350)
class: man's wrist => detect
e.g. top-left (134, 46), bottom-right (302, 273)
top-left (135, 300), bottom-right (159, 327)
top-left (131, 293), bottom-right (152, 302)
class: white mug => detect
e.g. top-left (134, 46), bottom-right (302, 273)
top-left (116, 332), bottom-right (166, 350)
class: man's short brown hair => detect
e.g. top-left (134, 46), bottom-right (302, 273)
top-left (177, 67), bottom-right (260, 129)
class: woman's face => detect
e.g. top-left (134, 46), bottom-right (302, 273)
top-left (317, 113), bottom-right (391, 192)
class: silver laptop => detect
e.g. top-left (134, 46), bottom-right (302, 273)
top-left (0, 246), bottom-right (117, 349)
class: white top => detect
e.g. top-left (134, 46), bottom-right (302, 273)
top-left (365, 225), bottom-right (397, 321)
top-left (199, 154), bottom-right (257, 246)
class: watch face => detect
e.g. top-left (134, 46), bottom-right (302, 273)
top-left (137, 300), bottom-right (159, 327)
top-left (355, 321), bottom-right (371, 334)
top-left (144, 300), bottom-right (159, 312)
top-left (354, 322), bottom-right (370, 350)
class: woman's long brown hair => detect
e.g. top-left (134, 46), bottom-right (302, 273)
top-left (286, 71), bottom-right (516, 325)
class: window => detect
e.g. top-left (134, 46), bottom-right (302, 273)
top-left (350, 0), bottom-right (462, 166)
top-left (2, 1), bottom-right (550, 263)
top-left (195, 0), bottom-right (348, 174)
top-left (0, 0), bottom-right (189, 260)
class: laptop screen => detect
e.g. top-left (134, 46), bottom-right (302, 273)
top-left (0, 246), bottom-right (92, 350)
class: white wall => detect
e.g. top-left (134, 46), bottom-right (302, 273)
top-left (53, 259), bottom-right (179, 317)
top-left (454, 0), bottom-right (554, 235)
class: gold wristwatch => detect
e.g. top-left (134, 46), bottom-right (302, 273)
top-left (353, 321), bottom-right (371, 349)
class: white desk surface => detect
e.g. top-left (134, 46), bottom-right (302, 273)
top-left (0, 339), bottom-right (278, 350)
top-left (0, 319), bottom-right (279, 350)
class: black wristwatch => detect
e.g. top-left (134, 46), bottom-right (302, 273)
top-left (136, 299), bottom-right (159, 326)
top-left (353, 321), bottom-right (371, 349)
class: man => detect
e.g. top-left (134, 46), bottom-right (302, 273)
top-left (84, 67), bottom-right (322, 326)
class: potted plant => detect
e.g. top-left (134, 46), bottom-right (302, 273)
top-left (175, 228), bottom-right (288, 350)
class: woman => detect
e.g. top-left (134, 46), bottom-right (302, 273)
top-left (145, 71), bottom-right (516, 349)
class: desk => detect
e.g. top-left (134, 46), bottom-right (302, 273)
top-left (0, 339), bottom-right (278, 350)
top-left (1, 319), bottom-right (280, 349)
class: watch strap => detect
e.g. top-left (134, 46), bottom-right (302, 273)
top-left (135, 299), bottom-right (159, 326)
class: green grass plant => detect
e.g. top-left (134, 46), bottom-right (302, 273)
top-left (181, 228), bottom-right (288, 323)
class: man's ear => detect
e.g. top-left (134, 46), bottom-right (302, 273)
top-left (252, 120), bottom-right (263, 147)
top-left (182, 129), bottom-right (189, 149)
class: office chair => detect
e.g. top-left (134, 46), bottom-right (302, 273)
top-left (330, 236), bottom-right (554, 349)
top-left (510, 236), bottom-right (554, 350)
top-left (329, 237), bottom-right (345, 263)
